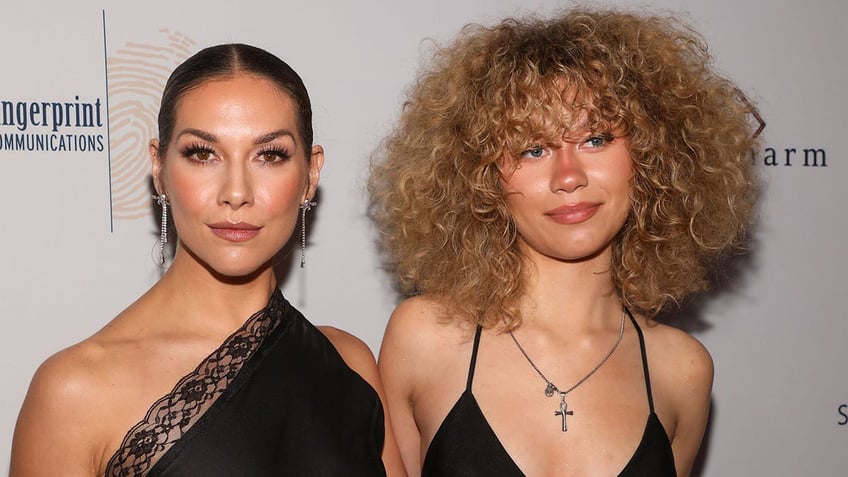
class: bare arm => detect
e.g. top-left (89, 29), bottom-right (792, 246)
top-left (661, 331), bottom-right (714, 477)
top-left (321, 326), bottom-right (408, 477)
top-left (376, 298), bottom-right (440, 477)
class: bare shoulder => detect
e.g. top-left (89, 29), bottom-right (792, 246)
top-left (379, 295), bottom-right (474, 397)
top-left (639, 318), bottom-right (714, 389)
top-left (318, 325), bottom-right (379, 378)
top-left (637, 316), bottom-right (714, 474)
top-left (11, 338), bottom-right (118, 475)
top-left (382, 295), bottom-right (470, 357)
top-left (377, 296), bottom-right (471, 476)
top-left (22, 338), bottom-right (117, 420)
top-left (12, 294), bottom-right (163, 475)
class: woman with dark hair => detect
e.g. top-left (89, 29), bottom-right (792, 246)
top-left (12, 43), bottom-right (403, 476)
top-left (370, 8), bottom-right (759, 477)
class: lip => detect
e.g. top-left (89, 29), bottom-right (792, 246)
top-left (545, 202), bottom-right (601, 225)
top-left (208, 222), bottom-right (261, 242)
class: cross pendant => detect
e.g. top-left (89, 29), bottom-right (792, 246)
top-left (554, 392), bottom-right (573, 431)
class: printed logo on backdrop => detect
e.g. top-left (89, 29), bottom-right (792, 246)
top-left (1, 13), bottom-right (195, 231)
top-left (107, 30), bottom-right (195, 221)
top-left (741, 99), bottom-right (828, 169)
top-left (0, 98), bottom-right (105, 152)
top-left (752, 146), bottom-right (828, 168)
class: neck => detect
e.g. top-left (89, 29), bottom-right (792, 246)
top-left (519, 245), bottom-right (622, 332)
top-left (151, 246), bottom-right (278, 334)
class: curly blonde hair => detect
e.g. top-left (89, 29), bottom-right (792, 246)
top-left (369, 8), bottom-right (759, 328)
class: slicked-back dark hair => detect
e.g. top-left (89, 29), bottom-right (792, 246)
top-left (157, 43), bottom-right (313, 158)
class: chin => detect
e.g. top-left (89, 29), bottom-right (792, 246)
top-left (540, 240), bottom-right (613, 263)
top-left (207, 261), bottom-right (273, 283)
top-left (181, 244), bottom-right (277, 282)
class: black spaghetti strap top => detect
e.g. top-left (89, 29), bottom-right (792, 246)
top-left (106, 290), bottom-right (386, 476)
top-left (422, 310), bottom-right (676, 476)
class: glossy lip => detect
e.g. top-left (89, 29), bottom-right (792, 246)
top-left (545, 202), bottom-right (601, 225)
top-left (208, 221), bottom-right (261, 242)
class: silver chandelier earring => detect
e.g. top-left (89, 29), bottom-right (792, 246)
top-left (299, 198), bottom-right (317, 267)
top-left (154, 193), bottom-right (169, 264)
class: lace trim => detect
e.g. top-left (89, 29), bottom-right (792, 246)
top-left (104, 290), bottom-right (288, 476)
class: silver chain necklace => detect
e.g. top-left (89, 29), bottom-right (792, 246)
top-left (508, 307), bottom-right (626, 431)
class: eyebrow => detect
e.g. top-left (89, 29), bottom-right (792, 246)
top-left (174, 128), bottom-right (297, 146)
top-left (254, 129), bottom-right (297, 146)
top-left (176, 128), bottom-right (217, 143)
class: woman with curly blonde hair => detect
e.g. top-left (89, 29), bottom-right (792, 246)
top-left (370, 7), bottom-right (758, 477)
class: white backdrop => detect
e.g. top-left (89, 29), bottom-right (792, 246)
top-left (1, 0), bottom-right (845, 475)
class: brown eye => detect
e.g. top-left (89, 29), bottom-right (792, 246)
top-left (179, 145), bottom-right (217, 164)
top-left (258, 148), bottom-right (291, 164)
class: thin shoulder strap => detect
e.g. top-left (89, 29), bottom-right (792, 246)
top-left (466, 325), bottom-right (484, 391)
top-left (626, 308), bottom-right (656, 413)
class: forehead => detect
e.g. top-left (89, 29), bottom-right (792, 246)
top-left (174, 74), bottom-right (296, 127)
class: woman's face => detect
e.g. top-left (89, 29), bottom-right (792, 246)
top-left (501, 126), bottom-right (632, 264)
top-left (152, 74), bottom-right (322, 278)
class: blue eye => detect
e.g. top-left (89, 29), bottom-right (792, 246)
top-left (521, 146), bottom-right (546, 159)
top-left (584, 134), bottom-right (614, 148)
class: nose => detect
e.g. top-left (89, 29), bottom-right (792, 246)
top-left (217, 160), bottom-right (254, 209)
top-left (551, 147), bottom-right (587, 193)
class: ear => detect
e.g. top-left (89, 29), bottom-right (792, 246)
top-left (305, 144), bottom-right (325, 200)
top-left (150, 139), bottom-right (164, 196)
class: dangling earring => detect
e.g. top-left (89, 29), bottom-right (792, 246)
top-left (154, 193), bottom-right (169, 264)
top-left (299, 198), bottom-right (317, 267)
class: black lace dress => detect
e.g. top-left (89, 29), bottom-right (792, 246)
top-left (105, 290), bottom-right (386, 476)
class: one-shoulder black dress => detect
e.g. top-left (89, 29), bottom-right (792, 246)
top-left (105, 290), bottom-right (386, 476)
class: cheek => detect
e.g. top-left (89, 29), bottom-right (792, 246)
top-left (502, 178), bottom-right (542, 230)
top-left (256, 172), bottom-right (307, 215)
top-left (166, 172), bottom-right (214, 217)
top-left (592, 158), bottom-right (633, 196)
top-left (501, 167), bottom-right (543, 205)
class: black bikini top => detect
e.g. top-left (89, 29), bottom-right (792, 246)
top-left (421, 310), bottom-right (677, 476)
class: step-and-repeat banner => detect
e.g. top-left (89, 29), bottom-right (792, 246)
top-left (1, 0), bottom-right (844, 474)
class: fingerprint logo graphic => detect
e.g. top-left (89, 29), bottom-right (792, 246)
top-left (107, 30), bottom-right (195, 220)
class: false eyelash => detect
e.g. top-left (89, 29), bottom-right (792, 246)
top-left (257, 146), bottom-right (293, 162)
top-left (180, 141), bottom-right (216, 158)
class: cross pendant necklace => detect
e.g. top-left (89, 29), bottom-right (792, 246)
top-left (554, 392), bottom-right (573, 431)
top-left (508, 308), bottom-right (627, 432)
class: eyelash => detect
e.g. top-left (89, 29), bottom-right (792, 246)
top-left (583, 133), bottom-right (615, 148)
top-left (521, 145), bottom-right (547, 159)
top-left (521, 132), bottom-right (616, 158)
top-left (178, 143), bottom-right (293, 165)
top-left (257, 146), bottom-right (292, 164)
top-left (180, 142), bottom-right (217, 164)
